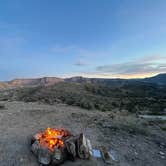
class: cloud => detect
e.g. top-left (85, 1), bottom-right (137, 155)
top-left (96, 55), bottom-right (166, 77)
top-left (138, 55), bottom-right (166, 63)
top-left (74, 60), bottom-right (89, 66)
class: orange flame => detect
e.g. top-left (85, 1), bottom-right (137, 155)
top-left (35, 127), bottom-right (70, 151)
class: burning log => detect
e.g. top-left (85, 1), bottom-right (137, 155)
top-left (30, 127), bottom-right (92, 165)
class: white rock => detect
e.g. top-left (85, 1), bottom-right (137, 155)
top-left (159, 151), bottom-right (165, 155)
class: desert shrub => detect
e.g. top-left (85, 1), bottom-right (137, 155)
top-left (0, 104), bottom-right (5, 109)
top-left (148, 103), bottom-right (164, 115)
top-left (2, 81), bottom-right (166, 115)
top-left (112, 116), bottom-right (149, 135)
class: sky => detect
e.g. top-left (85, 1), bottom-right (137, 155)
top-left (0, 0), bottom-right (166, 80)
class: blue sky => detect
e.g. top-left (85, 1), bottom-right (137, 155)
top-left (0, 0), bottom-right (166, 80)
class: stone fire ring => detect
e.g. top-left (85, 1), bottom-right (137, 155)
top-left (30, 128), bottom-right (93, 166)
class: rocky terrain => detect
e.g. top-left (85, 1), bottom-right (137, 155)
top-left (0, 101), bottom-right (166, 166)
top-left (0, 73), bottom-right (166, 166)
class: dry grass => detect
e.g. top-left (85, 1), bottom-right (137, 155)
top-left (110, 115), bottom-right (150, 135)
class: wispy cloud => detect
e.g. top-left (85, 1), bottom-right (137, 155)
top-left (96, 55), bottom-right (166, 78)
top-left (74, 60), bottom-right (89, 66)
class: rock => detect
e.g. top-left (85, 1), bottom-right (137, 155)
top-left (101, 147), bottom-right (119, 164)
top-left (109, 148), bottom-right (119, 162)
top-left (160, 143), bottom-right (166, 149)
top-left (86, 139), bottom-right (93, 156)
top-left (38, 147), bottom-right (51, 165)
top-left (20, 158), bottom-right (24, 162)
top-left (31, 140), bottom-right (40, 156)
top-left (51, 147), bottom-right (67, 165)
top-left (53, 148), bottom-right (62, 160)
top-left (100, 147), bottom-right (112, 164)
top-left (77, 133), bottom-right (92, 159)
top-left (134, 151), bottom-right (138, 156)
top-left (159, 151), bottom-right (165, 155)
top-left (65, 136), bottom-right (77, 159)
top-left (161, 156), bottom-right (165, 159)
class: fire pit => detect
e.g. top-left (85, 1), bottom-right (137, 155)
top-left (30, 127), bottom-right (93, 165)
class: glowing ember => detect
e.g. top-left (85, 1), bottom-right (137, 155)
top-left (34, 128), bottom-right (71, 151)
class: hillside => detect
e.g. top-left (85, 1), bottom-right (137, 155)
top-left (8, 77), bottom-right (64, 87)
top-left (66, 73), bottom-right (166, 86)
top-left (1, 81), bottom-right (166, 115)
top-left (0, 77), bottom-right (63, 89)
top-left (0, 73), bottom-right (166, 115)
top-left (143, 73), bottom-right (166, 85)
top-left (0, 82), bottom-right (9, 89)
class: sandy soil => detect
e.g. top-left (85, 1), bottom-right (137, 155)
top-left (0, 101), bottom-right (165, 166)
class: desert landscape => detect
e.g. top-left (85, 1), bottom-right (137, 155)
top-left (0, 74), bottom-right (166, 166)
top-left (1, 1), bottom-right (166, 165)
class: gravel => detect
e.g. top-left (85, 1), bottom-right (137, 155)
top-left (0, 101), bottom-right (165, 166)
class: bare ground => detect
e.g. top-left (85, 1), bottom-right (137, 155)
top-left (0, 101), bottom-right (166, 166)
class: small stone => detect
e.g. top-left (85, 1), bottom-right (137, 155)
top-left (134, 152), bottom-right (138, 156)
top-left (159, 151), bottom-right (165, 155)
top-left (131, 144), bottom-right (136, 148)
top-left (20, 158), bottom-right (24, 162)
top-left (100, 147), bottom-right (112, 164)
top-left (109, 148), bottom-right (119, 162)
top-left (161, 156), bottom-right (165, 159)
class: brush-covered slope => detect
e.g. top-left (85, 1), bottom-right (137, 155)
top-left (1, 81), bottom-right (166, 115)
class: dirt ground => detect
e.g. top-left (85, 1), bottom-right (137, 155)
top-left (0, 101), bottom-right (165, 166)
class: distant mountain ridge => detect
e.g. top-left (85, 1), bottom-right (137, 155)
top-left (0, 73), bottom-right (166, 89)
top-left (8, 77), bottom-right (64, 87)
top-left (143, 73), bottom-right (166, 85)
top-left (0, 77), bottom-right (64, 89)
top-left (65, 73), bottom-right (166, 86)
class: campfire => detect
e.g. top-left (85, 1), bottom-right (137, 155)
top-left (30, 127), bottom-right (93, 165)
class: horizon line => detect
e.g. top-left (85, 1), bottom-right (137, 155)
top-left (0, 72), bottom-right (165, 82)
